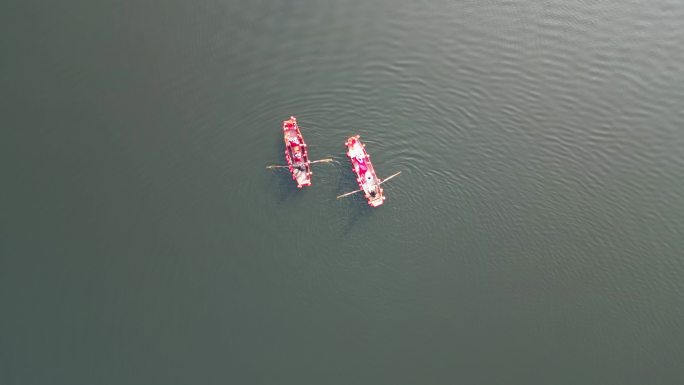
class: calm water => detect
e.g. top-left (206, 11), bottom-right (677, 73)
top-left (2, 0), bottom-right (684, 384)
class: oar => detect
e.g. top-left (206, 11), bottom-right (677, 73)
top-left (336, 188), bottom-right (363, 199)
top-left (379, 171), bottom-right (401, 185)
top-left (266, 158), bottom-right (334, 169)
top-left (310, 158), bottom-right (335, 165)
top-left (336, 171), bottom-right (401, 199)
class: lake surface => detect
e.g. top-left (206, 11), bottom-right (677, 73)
top-left (2, 0), bottom-right (684, 384)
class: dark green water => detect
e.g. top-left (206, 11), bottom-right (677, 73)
top-left (2, 1), bottom-right (684, 384)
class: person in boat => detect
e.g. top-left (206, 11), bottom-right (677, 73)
top-left (293, 151), bottom-right (306, 171)
top-left (367, 171), bottom-right (379, 198)
top-left (356, 155), bottom-right (368, 174)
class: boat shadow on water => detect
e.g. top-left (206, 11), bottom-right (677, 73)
top-left (269, 168), bottom-right (306, 203)
top-left (336, 173), bottom-right (374, 236)
top-left (341, 202), bottom-right (373, 236)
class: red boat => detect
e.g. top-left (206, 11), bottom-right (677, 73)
top-left (283, 116), bottom-right (312, 188)
top-left (345, 135), bottom-right (385, 207)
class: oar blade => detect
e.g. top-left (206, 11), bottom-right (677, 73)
top-left (336, 189), bottom-right (363, 199)
top-left (379, 171), bottom-right (401, 185)
top-left (309, 158), bottom-right (334, 165)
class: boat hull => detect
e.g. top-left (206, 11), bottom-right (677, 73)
top-left (345, 135), bottom-right (385, 207)
top-left (283, 116), bottom-right (312, 188)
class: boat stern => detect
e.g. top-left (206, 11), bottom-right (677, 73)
top-left (368, 195), bottom-right (385, 207)
top-left (283, 116), bottom-right (297, 131)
